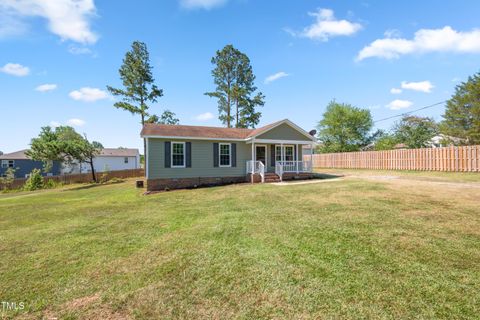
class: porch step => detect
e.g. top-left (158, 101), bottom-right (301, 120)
top-left (264, 173), bottom-right (281, 183)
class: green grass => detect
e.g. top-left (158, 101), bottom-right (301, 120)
top-left (0, 174), bottom-right (479, 319)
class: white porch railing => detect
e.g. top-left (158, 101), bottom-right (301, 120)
top-left (275, 160), bottom-right (313, 181)
top-left (246, 160), bottom-right (265, 183)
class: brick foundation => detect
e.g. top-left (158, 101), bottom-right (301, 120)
top-left (282, 172), bottom-right (315, 180)
top-left (147, 176), bottom-right (248, 191)
top-left (247, 173), bottom-right (262, 183)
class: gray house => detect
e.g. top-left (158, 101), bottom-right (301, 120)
top-left (0, 149), bottom-right (61, 178)
top-left (141, 119), bottom-right (316, 191)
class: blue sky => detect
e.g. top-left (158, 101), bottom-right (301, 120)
top-left (1, 0), bottom-right (480, 154)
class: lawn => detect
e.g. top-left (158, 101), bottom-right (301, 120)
top-left (0, 173), bottom-right (479, 319)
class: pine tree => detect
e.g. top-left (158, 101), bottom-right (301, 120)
top-left (107, 41), bottom-right (163, 156)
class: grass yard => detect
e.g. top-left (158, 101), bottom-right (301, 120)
top-left (1, 172), bottom-right (479, 319)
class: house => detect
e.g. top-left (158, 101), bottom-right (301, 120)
top-left (61, 148), bottom-right (140, 174)
top-left (141, 119), bottom-right (317, 191)
top-left (0, 149), bottom-right (61, 178)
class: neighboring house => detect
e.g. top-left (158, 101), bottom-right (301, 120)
top-left (141, 119), bottom-right (317, 191)
top-left (61, 148), bottom-right (140, 174)
top-left (429, 134), bottom-right (465, 148)
top-left (0, 149), bottom-right (61, 178)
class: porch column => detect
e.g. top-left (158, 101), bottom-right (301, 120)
top-left (296, 143), bottom-right (299, 173)
top-left (251, 141), bottom-right (254, 183)
top-left (310, 143), bottom-right (314, 172)
top-left (281, 143), bottom-right (284, 163)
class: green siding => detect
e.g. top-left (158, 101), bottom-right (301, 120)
top-left (147, 138), bottom-right (250, 179)
top-left (256, 123), bottom-right (311, 141)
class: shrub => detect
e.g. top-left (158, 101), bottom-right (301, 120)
top-left (0, 167), bottom-right (16, 190)
top-left (24, 169), bottom-right (44, 191)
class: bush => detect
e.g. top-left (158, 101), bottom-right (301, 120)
top-left (24, 169), bottom-right (44, 191)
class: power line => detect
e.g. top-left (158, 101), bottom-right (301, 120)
top-left (373, 100), bottom-right (447, 123)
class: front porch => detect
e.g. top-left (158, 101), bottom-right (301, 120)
top-left (246, 140), bottom-right (315, 183)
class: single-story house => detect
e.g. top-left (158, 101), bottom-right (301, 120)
top-left (0, 149), bottom-right (61, 178)
top-left (141, 119), bottom-right (317, 191)
top-left (61, 148), bottom-right (140, 174)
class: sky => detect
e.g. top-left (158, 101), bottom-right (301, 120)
top-left (1, 0), bottom-right (480, 154)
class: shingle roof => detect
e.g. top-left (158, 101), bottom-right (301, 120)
top-left (0, 149), bottom-right (30, 160)
top-left (99, 148), bottom-right (139, 157)
top-left (140, 119), bottom-right (289, 140)
top-left (141, 123), bottom-right (254, 139)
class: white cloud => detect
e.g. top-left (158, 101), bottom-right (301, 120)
top-left (357, 26), bottom-right (480, 61)
top-left (0, 0), bottom-right (98, 44)
top-left (401, 81), bottom-right (434, 93)
top-left (180, 0), bottom-right (226, 10)
top-left (49, 121), bottom-right (61, 128)
top-left (384, 29), bottom-right (402, 38)
top-left (69, 87), bottom-right (108, 102)
top-left (66, 118), bottom-right (86, 127)
top-left (0, 63), bottom-right (30, 76)
top-left (35, 83), bottom-right (57, 92)
top-left (386, 99), bottom-right (413, 110)
top-left (390, 88), bottom-right (402, 94)
top-left (295, 8), bottom-right (362, 41)
top-left (194, 112), bottom-right (214, 121)
top-left (264, 71), bottom-right (290, 84)
top-left (68, 45), bottom-right (93, 55)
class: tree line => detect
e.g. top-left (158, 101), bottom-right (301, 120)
top-left (316, 71), bottom-right (480, 153)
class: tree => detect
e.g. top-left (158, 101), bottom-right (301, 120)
top-left (24, 168), bottom-right (43, 191)
top-left (27, 126), bottom-right (103, 182)
top-left (374, 132), bottom-right (399, 151)
top-left (441, 72), bottom-right (480, 145)
top-left (393, 116), bottom-right (438, 148)
top-left (0, 167), bottom-right (16, 190)
top-left (205, 44), bottom-right (265, 128)
top-left (146, 109), bottom-right (179, 125)
top-left (317, 101), bottom-right (374, 152)
top-left (107, 41), bottom-right (163, 157)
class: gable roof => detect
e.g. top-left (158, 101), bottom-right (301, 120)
top-left (141, 119), bottom-right (316, 142)
top-left (0, 149), bottom-right (30, 160)
top-left (99, 148), bottom-right (139, 157)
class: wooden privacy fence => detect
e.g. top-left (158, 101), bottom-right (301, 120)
top-left (305, 146), bottom-right (480, 172)
top-left (2, 168), bottom-right (145, 190)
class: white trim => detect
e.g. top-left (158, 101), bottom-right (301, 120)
top-left (145, 138), bottom-right (149, 178)
top-left (246, 119), bottom-right (316, 142)
top-left (247, 139), bottom-right (315, 145)
top-left (218, 143), bottom-right (231, 167)
top-left (141, 135), bottom-right (244, 141)
top-left (171, 141), bottom-right (186, 168)
top-left (254, 144), bottom-right (267, 168)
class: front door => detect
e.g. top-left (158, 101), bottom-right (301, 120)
top-left (255, 145), bottom-right (267, 167)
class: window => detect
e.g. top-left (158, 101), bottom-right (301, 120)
top-left (275, 146), bottom-right (282, 162)
top-left (1, 160), bottom-right (14, 168)
top-left (275, 145), bottom-right (295, 162)
top-left (219, 143), bottom-right (231, 167)
top-left (172, 142), bottom-right (185, 168)
top-left (284, 146), bottom-right (294, 161)
top-left (124, 157), bottom-right (129, 164)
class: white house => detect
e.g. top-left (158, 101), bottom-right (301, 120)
top-left (62, 148), bottom-right (140, 174)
